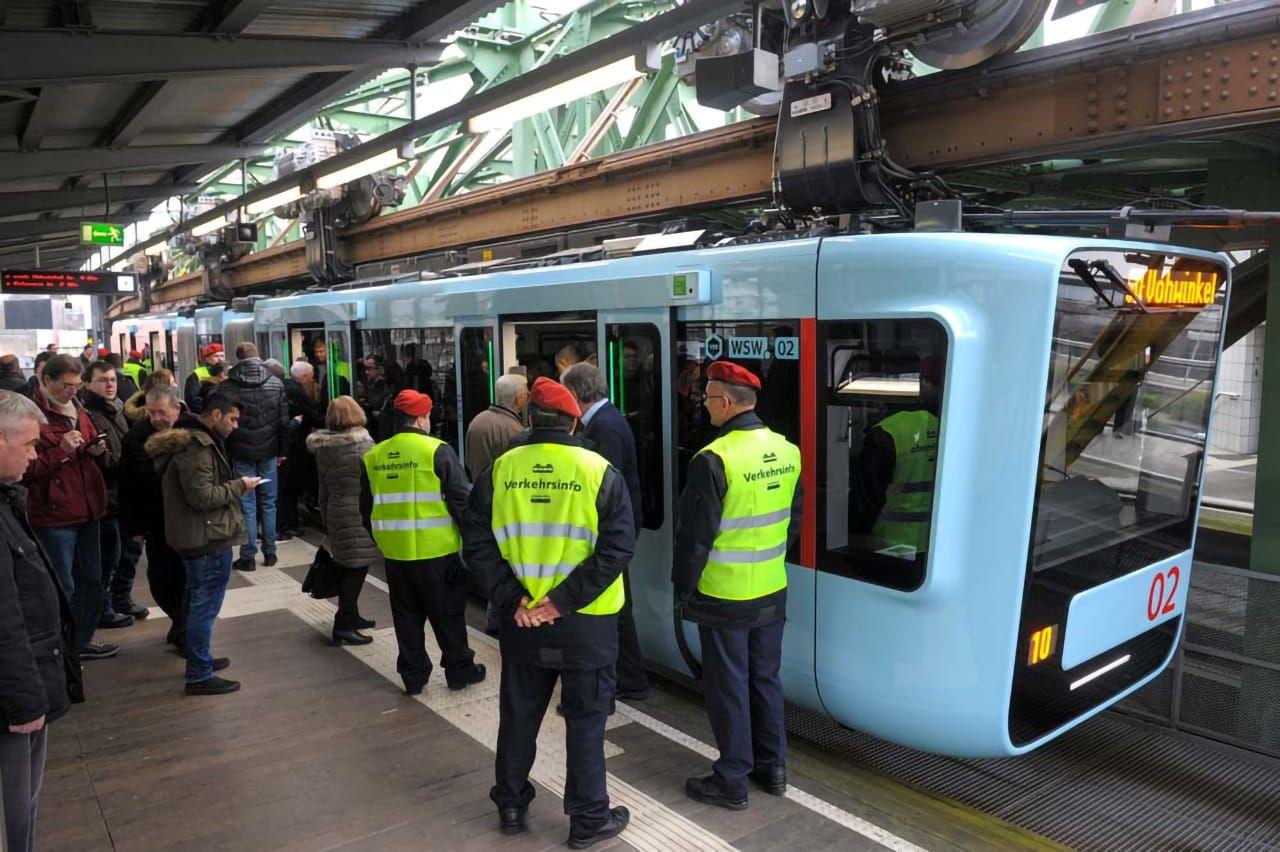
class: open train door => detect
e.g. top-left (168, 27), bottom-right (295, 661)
top-left (597, 308), bottom-right (675, 665)
top-left (453, 316), bottom-right (500, 461)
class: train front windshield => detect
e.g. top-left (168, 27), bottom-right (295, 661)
top-left (1010, 248), bottom-right (1228, 745)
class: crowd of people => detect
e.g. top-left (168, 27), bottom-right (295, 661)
top-left (0, 337), bottom-right (802, 849)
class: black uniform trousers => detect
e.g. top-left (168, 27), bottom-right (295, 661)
top-left (145, 538), bottom-right (188, 648)
top-left (615, 569), bottom-right (647, 695)
top-left (384, 555), bottom-right (477, 689)
top-left (491, 657), bottom-right (615, 830)
top-left (699, 617), bottom-right (787, 798)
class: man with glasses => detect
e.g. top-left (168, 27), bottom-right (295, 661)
top-left (23, 355), bottom-right (117, 661)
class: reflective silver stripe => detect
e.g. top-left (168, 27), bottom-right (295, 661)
top-left (708, 542), bottom-right (787, 564)
top-left (886, 481), bottom-right (933, 496)
top-left (879, 510), bottom-right (931, 523)
top-left (494, 522), bottom-right (597, 546)
top-left (718, 507), bottom-right (791, 532)
top-left (510, 562), bottom-right (577, 580)
top-left (373, 491), bottom-right (442, 505)
top-left (371, 517), bottom-right (455, 531)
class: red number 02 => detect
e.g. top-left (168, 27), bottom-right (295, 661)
top-left (1147, 566), bottom-right (1181, 622)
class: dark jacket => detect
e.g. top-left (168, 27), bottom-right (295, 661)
top-left (307, 428), bottom-right (380, 569)
top-left (146, 415), bottom-right (247, 557)
top-left (116, 369), bottom-right (140, 403)
top-left (0, 482), bottom-right (82, 728)
top-left (183, 367), bottom-right (208, 413)
top-left (23, 388), bottom-right (108, 528)
top-left (463, 429), bottom-right (636, 670)
top-left (223, 357), bottom-right (289, 462)
top-left (0, 372), bottom-right (27, 394)
top-left (672, 411), bottom-right (802, 629)
top-left (582, 400), bottom-right (643, 533)
top-left (464, 404), bottom-right (524, 479)
top-left (119, 417), bottom-right (168, 540)
top-left (79, 388), bottom-right (129, 514)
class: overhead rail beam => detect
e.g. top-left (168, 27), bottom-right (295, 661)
top-left (0, 144), bottom-right (270, 181)
top-left (102, 0), bottom-right (746, 268)
top-left (0, 30), bottom-right (446, 87)
top-left (0, 183), bottom-right (197, 217)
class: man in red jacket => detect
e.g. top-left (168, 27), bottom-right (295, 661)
top-left (23, 355), bottom-right (117, 661)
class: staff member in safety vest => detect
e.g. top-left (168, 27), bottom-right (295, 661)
top-left (673, 360), bottom-right (802, 810)
top-left (184, 344), bottom-right (224, 414)
top-left (462, 377), bottom-right (634, 847)
top-left (122, 350), bottom-right (148, 392)
top-left (360, 389), bottom-right (485, 695)
top-left (857, 354), bottom-right (941, 559)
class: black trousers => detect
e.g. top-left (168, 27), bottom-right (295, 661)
top-left (699, 617), bottom-right (787, 798)
top-left (615, 569), bottom-right (647, 694)
top-left (0, 727), bottom-right (47, 852)
top-left (491, 658), bottom-right (614, 830)
top-left (334, 566), bottom-right (368, 630)
top-left (384, 556), bottom-right (477, 688)
top-left (145, 538), bottom-right (188, 647)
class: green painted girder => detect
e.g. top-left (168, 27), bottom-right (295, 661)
top-left (622, 55), bottom-right (679, 149)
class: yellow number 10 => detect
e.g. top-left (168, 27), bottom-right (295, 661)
top-left (1028, 626), bottom-right (1056, 666)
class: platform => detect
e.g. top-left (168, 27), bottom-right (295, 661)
top-left (36, 539), bottom-right (1051, 852)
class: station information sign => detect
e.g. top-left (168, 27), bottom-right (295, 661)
top-left (0, 269), bottom-right (136, 295)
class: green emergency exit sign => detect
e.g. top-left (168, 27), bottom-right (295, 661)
top-left (80, 222), bottom-right (124, 246)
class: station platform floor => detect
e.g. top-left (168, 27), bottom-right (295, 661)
top-left (36, 538), bottom-right (1053, 852)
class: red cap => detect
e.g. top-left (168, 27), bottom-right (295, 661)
top-left (201, 343), bottom-right (223, 359)
top-left (706, 361), bottom-right (761, 390)
top-left (529, 376), bottom-right (581, 419)
top-left (97, 347), bottom-right (110, 357)
top-left (129, 349), bottom-right (142, 359)
top-left (394, 389), bottom-right (433, 418)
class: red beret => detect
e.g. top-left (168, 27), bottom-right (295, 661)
top-left (706, 361), bottom-right (761, 390)
top-left (201, 343), bottom-right (223, 359)
top-left (97, 347), bottom-right (110, 357)
top-left (129, 349), bottom-right (142, 359)
top-left (394, 389), bottom-right (433, 417)
top-left (529, 376), bottom-right (581, 419)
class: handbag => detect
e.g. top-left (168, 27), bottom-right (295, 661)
top-left (302, 545), bottom-right (343, 599)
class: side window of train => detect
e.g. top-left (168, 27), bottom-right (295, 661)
top-left (674, 320), bottom-right (803, 491)
top-left (360, 328), bottom-right (459, 450)
top-left (818, 319), bottom-right (947, 592)
top-left (605, 324), bottom-right (663, 530)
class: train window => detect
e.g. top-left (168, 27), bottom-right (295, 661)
top-left (323, 328), bottom-right (353, 404)
top-left (817, 319), bottom-right (947, 592)
top-left (674, 320), bottom-right (802, 491)
top-left (360, 328), bottom-right (458, 449)
top-left (458, 326), bottom-right (496, 438)
top-left (501, 313), bottom-right (597, 382)
top-left (605, 323), bottom-right (663, 530)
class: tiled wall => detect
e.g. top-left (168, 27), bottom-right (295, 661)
top-left (1211, 324), bottom-right (1265, 455)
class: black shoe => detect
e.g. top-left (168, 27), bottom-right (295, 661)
top-left (685, 775), bottom-right (747, 810)
top-left (356, 616), bottom-right (376, 629)
top-left (749, 765), bottom-right (787, 797)
top-left (185, 675), bottom-right (240, 696)
top-left (447, 663), bottom-right (486, 691)
top-left (212, 657), bottom-right (230, 672)
top-left (615, 688), bottom-right (649, 702)
top-left (124, 602), bottom-right (150, 620)
top-left (263, 554), bottom-right (278, 567)
top-left (98, 611), bottom-right (134, 629)
top-left (332, 629), bottom-right (373, 646)
top-left (567, 806), bottom-right (630, 849)
top-left (403, 678), bottom-right (427, 697)
top-left (498, 806), bottom-right (527, 836)
top-left (233, 557), bottom-right (256, 572)
top-left (79, 641), bottom-right (119, 660)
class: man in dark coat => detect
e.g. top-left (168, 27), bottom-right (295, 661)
top-left (221, 343), bottom-right (289, 571)
top-left (0, 390), bottom-right (84, 852)
top-left (281, 360), bottom-right (324, 536)
top-left (119, 385), bottom-right (186, 651)
top-left (0, 355), bottom-right (26, 394)
top-left (562, 363), bottom-right (648, 700)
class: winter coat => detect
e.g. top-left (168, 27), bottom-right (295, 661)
top-left (582, 400), bottom-right (643, 533)
top-left (119, 418), bottom-right (167, 540)
top-left (123, 389), bottom-right (147, 423)
top-left (0, 482), bottom-right (82, 728)
top-left (463, 404), bottom-right (524, 479)
top-left (223, 357), bottom-right (289, 463)
top-left (23, 388), bottom-right (108, 528)
top-left (0, 372), bottom-right (27, 394)
top-left (306, 428), bottom-right (380, 569)
top-left (79, 388), bottom-right (129, 513)
top-left (146, 416), bottom-right (247, 557)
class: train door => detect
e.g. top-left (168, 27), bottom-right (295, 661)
top-left (148, 331), bottom-right (163, 371)
top-left (267, 329), bottom-right (288, 365)
top-left (175, 321), bottom-right (197, 380)
top-left (288, 323), bottom-right (352, 404)
top-left (598, 309), bottom-right (671, 658)
top-left (498, 311), bottom-right (597, 380)
top-left (454, 318), bottom-right (498, 459)
top-left (224, 317), bottom-right (255, 364)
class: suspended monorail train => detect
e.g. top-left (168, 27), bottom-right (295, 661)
top-left (113, 232), bottom-right (1229, 756)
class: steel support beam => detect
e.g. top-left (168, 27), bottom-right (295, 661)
top-left (0, 183), bottom-right (196, 217)
top-left (18, 84), bottom-right (61, 150)
top-left (0, 31), bottom-right (446, 87)
top-left (0, 145), bottom-right (269, 181)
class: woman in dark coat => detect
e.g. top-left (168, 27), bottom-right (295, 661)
top-left (306, 396), bottom-right (379, 645)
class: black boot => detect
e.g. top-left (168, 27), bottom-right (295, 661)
top-left (332, 628), bottom-right (372, 646)
top-left (447, 663), bottom-right (486, 691)
top-left (567, 806), bottom-right (630, 849)
top-left (498, 806), bottom-right (527, 835)
top-left (685, 775), bottom-right (747, 810)
top-left (749, 764), bottom-right (787, 796)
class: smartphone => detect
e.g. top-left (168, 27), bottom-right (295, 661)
top-left (255, 478), bottom-right (272, 486)
top-left (89, 433), bottom-right (107, 445)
